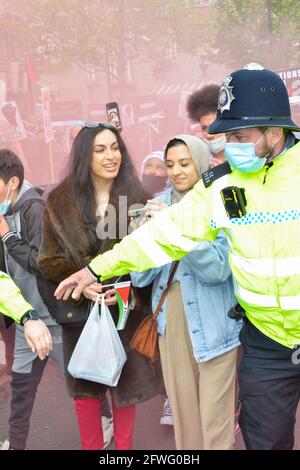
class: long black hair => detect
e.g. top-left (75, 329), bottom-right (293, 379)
top-left (67, 124), bottom-right (148, 247)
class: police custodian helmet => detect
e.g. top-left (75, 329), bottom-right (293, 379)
top-left (209, 63), bottom-right (300, 134)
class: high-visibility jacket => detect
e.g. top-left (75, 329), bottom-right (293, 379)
top-left (0, 271), bottom-right (32, 323)
top-left (90, 141), bottom-right (300, 349)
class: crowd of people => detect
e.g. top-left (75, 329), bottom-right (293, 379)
top-left (1, 63), bottom-right (300, 451)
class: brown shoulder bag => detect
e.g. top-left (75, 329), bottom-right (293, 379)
top-left (130, 261), bottom-right (179, 362)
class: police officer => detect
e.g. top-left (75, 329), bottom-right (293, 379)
top-left (55, 63), bottom-right (300, 450)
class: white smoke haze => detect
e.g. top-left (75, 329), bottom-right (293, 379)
top-left (0, 0), bottom-right (298, 185)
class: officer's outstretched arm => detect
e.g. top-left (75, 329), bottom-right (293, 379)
top-left (55, 182), bottom-right (217, 301)
top-left (0, 271), bottom-right (33, 323)
top-left (0, 272), bottom-right (52, 359)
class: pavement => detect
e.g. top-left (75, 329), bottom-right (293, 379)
top-left (1, 357), bottom-right (300, 450)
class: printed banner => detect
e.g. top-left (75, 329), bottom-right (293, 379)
top-left (0, 101), bottom-right (27, 143)
top-left (41, 87), bottom-right (53, 143)
top-left (277, 68), bottom-right (300, 105)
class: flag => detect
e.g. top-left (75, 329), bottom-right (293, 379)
top-left (26, 58), bottom-right (39, 84)
top-left (114, 281), bottom-right (131, 330)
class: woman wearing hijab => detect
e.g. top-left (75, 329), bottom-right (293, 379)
top-left (131, 135), bottom-right (241, 450)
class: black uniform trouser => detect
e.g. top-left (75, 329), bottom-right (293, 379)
top-left (238, 319), bottom-right (300, 450)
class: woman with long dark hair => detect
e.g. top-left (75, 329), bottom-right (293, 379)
top-left (37, 123), bottom-right (162, 450)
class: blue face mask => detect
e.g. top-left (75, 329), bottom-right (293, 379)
top-left (224, 131), bottom-right (270, 173)
top-left (0, 181), bottom-right (13, 215)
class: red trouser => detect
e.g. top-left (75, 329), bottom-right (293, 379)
top-left (74, 396), bottom-right (135, 450)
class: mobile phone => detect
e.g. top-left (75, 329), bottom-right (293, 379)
top-left (128, 208), bottom-right (148, 218)
top-left (220, 186), bottom-right (247, 219)
top-left (106, 102), bottom-right (122, 131)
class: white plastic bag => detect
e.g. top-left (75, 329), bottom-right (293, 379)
top-left (68, 296), bottom-right (127, 386)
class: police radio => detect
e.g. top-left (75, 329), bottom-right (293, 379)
top-left (220, 186), bottom-right (247, 219)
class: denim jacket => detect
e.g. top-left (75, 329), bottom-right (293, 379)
top-left (131, 188), bottom-right (241, 362)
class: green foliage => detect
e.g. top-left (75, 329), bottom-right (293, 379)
top-left (209, 0), bottom-right (300, 69)
top-left (0, 0), bottom-right (205, 74)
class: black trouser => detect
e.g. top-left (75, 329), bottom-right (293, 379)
top-left (238, 319), bottom-right (300, 450)
top-left (9, 357), bottom-right (48, 449)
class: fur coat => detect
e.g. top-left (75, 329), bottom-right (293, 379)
top-left (37, 177), bottom-right (164, 406)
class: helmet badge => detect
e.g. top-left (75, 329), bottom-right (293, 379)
top-left (218, 75), bottom-right (235, 114)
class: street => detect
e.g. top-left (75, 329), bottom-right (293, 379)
top-left (1, 357), bottom-right (300, 450)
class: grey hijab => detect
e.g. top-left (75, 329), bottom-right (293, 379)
top-left (166, 134), bottom-right (211, 203)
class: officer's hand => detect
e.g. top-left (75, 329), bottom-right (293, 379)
top-left (82, 282), bottom-right (103, 302)
top-left (24, 319), bottom-right (53, 360)
top-left (54, 267), bottom-right (96, 301)
top-left (146, 199), bottom-right (167, 213)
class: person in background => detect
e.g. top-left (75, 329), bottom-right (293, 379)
top-left (0, 271), bottom-right (52, 448)
top-left (187, 85), bottom-right (226, 168)
top-left (38, 122), bottom-right (163, 450)
top-left (131, 135), bottom-right (240, 449)
top-left (0, 149), bottom-right (62, 451)
top-left (141, 151), bottom-right (168, 196)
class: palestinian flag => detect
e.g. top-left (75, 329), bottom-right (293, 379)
top-left (115, 281), bottom-right (131, 330)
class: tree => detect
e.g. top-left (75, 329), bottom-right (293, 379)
top-left (0, 0), bottom-right (207, 98)
top-left (207, 0), bottom-right (300, 69)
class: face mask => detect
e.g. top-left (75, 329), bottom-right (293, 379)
top-left (224, 132), bottom-right (270, 173)
top-left (203, 135), bottom-right (226, 154)
top-left (142, 174), bottom-right (167, 196)
top-left (0, 181), bottom-right (13, 215)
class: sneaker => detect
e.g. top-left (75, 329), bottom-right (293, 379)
top-left (0, 439), bottom-right (10, 450)
top-left (160, 398), bottom-right (173, 426)
top-left (102, 416), bottom-right (113, 449)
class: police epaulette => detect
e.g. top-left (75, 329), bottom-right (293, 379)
top-left (202, 161), bottom-right (232, 188)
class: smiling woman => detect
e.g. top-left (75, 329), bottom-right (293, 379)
top-left (37, 123), bottom-right (163, 450)
top-left (90, 130), bottom-right (122, 183)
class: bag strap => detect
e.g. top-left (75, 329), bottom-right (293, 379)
top-left (153, 261), bottom-right (179, 321)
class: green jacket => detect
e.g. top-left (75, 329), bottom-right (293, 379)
top-left (89, 141), bottom-right (300, 349)
top-left (0, 271), bottom-right (32, 323)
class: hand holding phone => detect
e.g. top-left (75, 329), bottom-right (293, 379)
top-left (145, 199), bottom-right (167, 216)
top-left (128, 207), bottom-right (151, 232)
